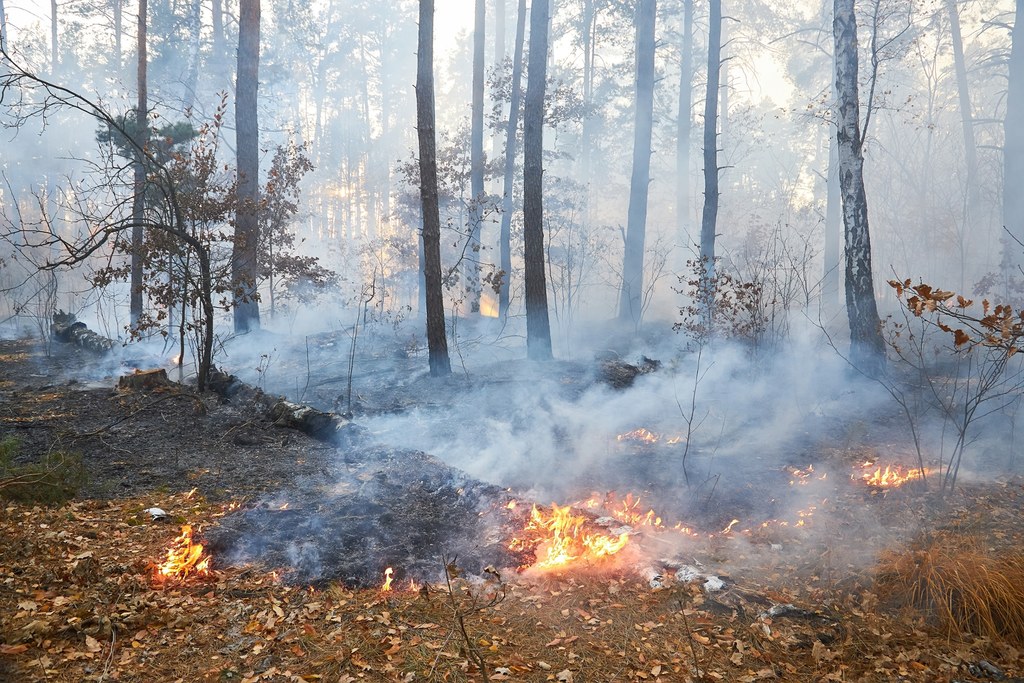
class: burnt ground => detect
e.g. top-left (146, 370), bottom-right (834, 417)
top-left (6, 334), bottom-right (1024, 681)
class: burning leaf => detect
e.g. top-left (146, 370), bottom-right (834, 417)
top-left (381, 567), bottom-right (394, 592)
top-left (510, 503), bottom-right (629, 570)
top-left (859, 464), bottom-right (929, 489)
top-left (155, 524), bottom-right (210, 580)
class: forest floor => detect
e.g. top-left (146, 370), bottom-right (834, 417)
top-left (3, 334), bottom-right (1024, 682)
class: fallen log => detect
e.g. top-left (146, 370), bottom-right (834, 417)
top-left (208, 367), bottom-right (363, 447)
top-left (51, 311), bottom-right (117, 354)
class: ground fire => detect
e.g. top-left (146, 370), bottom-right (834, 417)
top-left (509, 503), bottom-right (630, 570)
top-left (859, 462), bottom-right (931, 488)
top-left (155, 524), bottom-right (210, 581)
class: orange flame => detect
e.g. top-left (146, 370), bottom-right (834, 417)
top-left (381, 567), bottom-right (394, 592)
top-left (860, 463), bottom-right (929, 488)
top-left (511, 503), bottom-right (629, 570)
top-left (156, 524), bottom-right (210, 580)
top-left (616, 428), bottom-right (660, 444)
top-left (611, 493), bottom-right (662, 527)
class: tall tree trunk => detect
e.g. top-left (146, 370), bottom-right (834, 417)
top-left (491, 0), bottom-right (506, 188)
top-left (498, 0), bottom-right (526, 317)
top-left (523, 0), bottom-right (552, 360)
top-left (233, 0), bottom-right (261, 333)
top-left (676, 0), bottom-right (693, 251)
top-left (580, 0), bottom-right (597, 205)
top-left (699, 0), bottom-right (722, 278)
top-left (0, 0), bottom-right (7, 53)
top-left (618, 0), bottom-right (657, 327)
top-left (823, 111), bottom-right (842, 307)
top-left (212, 0), bottom-right (224, 66)
top-left (130, 0), bottom-right (147, 327)
top-left (112, 0), bottom-right (121, 70)
top-left (946, 0), bottom-right (980, 219)
top-left (834, 0), bottom-right (885, 374)
top-left (417, 0), bottom-right (452, 376)
top-left (50, 0), bottom-right (58, 72)
top-left (468, 0), bottom-right (486, 313)
top-left (183, 0), bottom-right (201, 111)
top-left (1002, 0), bottom-right (1024, 274)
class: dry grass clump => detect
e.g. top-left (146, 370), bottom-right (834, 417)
top-left (876, 531), bottom-right (1024, 644)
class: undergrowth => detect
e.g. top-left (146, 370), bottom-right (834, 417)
top-left (0, 437), bottom-right (86, 505)
top-left (876, 531), bottom-right (1024, 645)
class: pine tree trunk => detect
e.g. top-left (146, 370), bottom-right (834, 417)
top-left (233, 0), bottom-right (261, 333)
top-left (946, 0), bottom-right (980, 217)
top-left (212, 0), bottom-right (224, 65)
top-left (50, 0), bottom-right (58, 72)
top-left (468, 0), bottom-right (486, 313)
top-left (130, 0), bottom-right (147, 327)
top-left (834, 0), bottom-right (885, 374)
top-left (676, 0), bottom-right (693, 253)
top-left (699, 0), bottom-right (721, 275)
top-left (498, 0), bottom-right (526, 318)
top-left (523, 0), bottom-right (552, 360)
top-left (417, 0), bottom-right (452, 376)
top-left (618, 0), bottom-right (656, 327)
top-left (111, 0), bottom-right (121, 70)
top-left (1003, 0), bottom-right (1024, 273)
top-left (0, 0), bottom-right (7, 53)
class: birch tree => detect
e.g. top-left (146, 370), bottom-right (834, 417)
top-left (834, 0), bottom-right (885, 373)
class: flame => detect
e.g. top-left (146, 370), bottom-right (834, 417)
top-left (611, 493), bottom-right (662, 528)
top-left (279, 502), bottom-right (290, 510)
top-left (479, 293), bottom-right (499, 318)
top-left (156, 524), bottom-right (210, 580)
top-left (511, 503), bottom-right (629, 570)
top-left (860, 463), bottom-right (929, 488)
top-left (381, 567), bottom-right (394, 592)
top-left (617, 428), bottom-right (660, 444)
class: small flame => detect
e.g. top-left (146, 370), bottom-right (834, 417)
top-left (617, 428), bottom-right (660, 444)
top-left (721, 519), bottom-right (740, 534)
top-left (156, 524), bottom-right (210, 580)
top-left (612, 493), bottom-right (662, 528)
top-left (510, 503), bottom-right (629, 570)
top-left (279, 502), bottom-right (290, 510)
top-left (381, 567), bottom-right (394, 592)
top-left (506, 500), bottom-right (517, 510)
top-left (860, 463), bottom-right (929, 488)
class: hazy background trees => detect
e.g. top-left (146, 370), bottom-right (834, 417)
top-left (0, 0), bottom-right (1020, 370)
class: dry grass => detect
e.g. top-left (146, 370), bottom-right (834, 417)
top-left (876, 530), bottom-right (1024, 644)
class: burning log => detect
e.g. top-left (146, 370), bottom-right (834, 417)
top-left (599, 355), bottom-right (661, 389)
top-left (51, 311), bottom-right (117, 354)
top-left (207, 367), bottom-right (364, 446)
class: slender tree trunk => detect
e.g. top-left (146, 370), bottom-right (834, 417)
top-left (834, 0), bottom-right (885, 374)
top-left (183, 0), bottom-right (201, 111)
top-left (523, 0), bottom-right (552, 360)
top-left (212, 0), bottom-right (224, 65)
top-left (417, 0), bottom-right (452, 376)
top-left (823, 110), bottom-right (842, 307)
top-left (580, 0), bottom-right (596, 205)
top-left (50, 0), bottom-right (58, 72)
top-left (112, 0), bottom-right (121, 70)
top-left (130, 0), bottom-right (147, 327)
top-left (491, 0), bottom-right (506, 189)
top-left (0, 0), bottom-right (7, 53)
top-left (699, 0), bottom-right (722, 275)
top-left (468, 0), bottom-right (486, 313)
top-left (676, 0), bottom-right (693, 252)
top-left (618, 0), bottom-right (656, 327)
top-left (498, 0), bottom-right (526, 317)
top-left (946, 0), bottom-right (980, 216)
top-left (233, 0), bottom-right (261, 333)
top-left (1002, 0), bottom-right (1024, 274)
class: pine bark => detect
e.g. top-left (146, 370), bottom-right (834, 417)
top-left (233, 0), bottom-right (261, 333)
top-left (699, 0), bottom-right (722, 273)
top-left (50, 0), bottom-right (58, 72)
top-left (834, 0), bottom-right (885, 374)
top-left (523, 0), bottom-right (552, 359)
top-left (183, 0), bottom-right (202, 111)
top-left (946, 0), bottom-right (979, 216)
top-left (498, 0), bottom-right (526, 317)
top-left (676, 0), bottom-right (693, 250)
top-left (0, 0), bottom-right (7, 53)
top-left (130, 0), bottom-right (147, 326)
top-left (618, 0), bottom-right (657, 326)
top-left (417, 0), bottom-right (453, 376)
top-left (468, 0), bottom-right (486, 312)
top-left (1003, 0), bottom-right (1024, 271)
